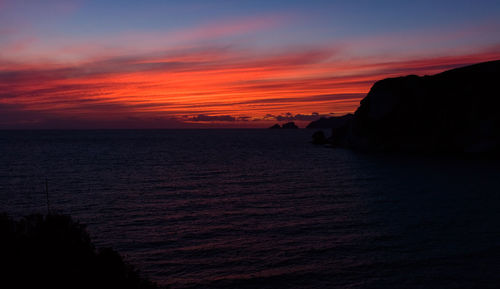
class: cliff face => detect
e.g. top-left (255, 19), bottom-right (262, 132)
top-left (329, 60), bottom-right (500, 153)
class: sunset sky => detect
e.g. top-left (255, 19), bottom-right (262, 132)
top-left (1, 0), bottom-right (500, 128)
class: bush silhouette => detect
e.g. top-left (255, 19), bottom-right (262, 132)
top-left (0, 213), bottom-right (163, 289)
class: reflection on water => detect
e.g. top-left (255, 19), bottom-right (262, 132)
top-left (1, 130), bottom-right (499, 288)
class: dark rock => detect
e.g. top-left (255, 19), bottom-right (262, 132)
top-left (307, 114), bottom-right (354, 147)
top-left (328, 59), bottom-right (500, 153)
top-left (282, 122), bottom-right (299, 129)
top-left (311, 130), bottom-right (328, 145)
top-left (269, 124), bottom-right (281, 129)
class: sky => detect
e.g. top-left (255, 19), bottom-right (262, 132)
top-left (1, 0), bottom-right (500, 128)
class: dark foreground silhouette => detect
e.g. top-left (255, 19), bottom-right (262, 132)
top-left (0, 213), bottom-right (163, 289)
top-left (310, 60), bottom-right (500, 153)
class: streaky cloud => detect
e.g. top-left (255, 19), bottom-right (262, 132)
top-left (189, 114), bottom-right (236, 122)
top-left (1, 42), bottom-right (500, 128)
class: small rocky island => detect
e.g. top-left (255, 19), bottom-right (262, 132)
top-left (310, 60), bottom-right (500, 153)
top-left (269, 122), bottom-right (299, 129)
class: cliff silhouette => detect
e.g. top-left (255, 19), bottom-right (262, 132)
top-left (311, 60), bottom-right (500, 153)
top-left (306, 114), bottom-right (353, 129)
top-left (0, 213), bottom-right (163, 289)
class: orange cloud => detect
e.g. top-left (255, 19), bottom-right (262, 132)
top-left (1, 43), bottom-right (500, 128)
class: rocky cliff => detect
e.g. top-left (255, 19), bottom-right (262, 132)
top-left (318, 60), bottom-right (500, 153)
top-left (306, 114), bottom-right (353, 129)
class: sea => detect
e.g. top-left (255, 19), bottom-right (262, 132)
top-left (1, 129), bottom-right (499, 289)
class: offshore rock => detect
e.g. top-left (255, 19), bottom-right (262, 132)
top-left (311, 130), bottom-right (328, 145)
top-left (282, 122), bottom-right (299, 129)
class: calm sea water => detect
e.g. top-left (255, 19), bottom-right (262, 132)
top-left (1, 130), bottom-right (500, 288)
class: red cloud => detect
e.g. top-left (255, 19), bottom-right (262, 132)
top-left (1, 42), bottom-right (499, 128)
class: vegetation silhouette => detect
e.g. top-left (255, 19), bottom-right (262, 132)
top-left (0, 213), bottom-right (164, 289)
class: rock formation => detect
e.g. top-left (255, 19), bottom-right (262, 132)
top-left (282, 122), bottom-right (299, 129)
top-left (311, 130), bottom-right (328, 145)
top-left (311, 60), bottom-right (500, 153)
top-left (269, 122), bottom-right (299, 129)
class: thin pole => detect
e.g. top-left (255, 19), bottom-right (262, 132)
top-left (45, 178), bottom-right (50, 215)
